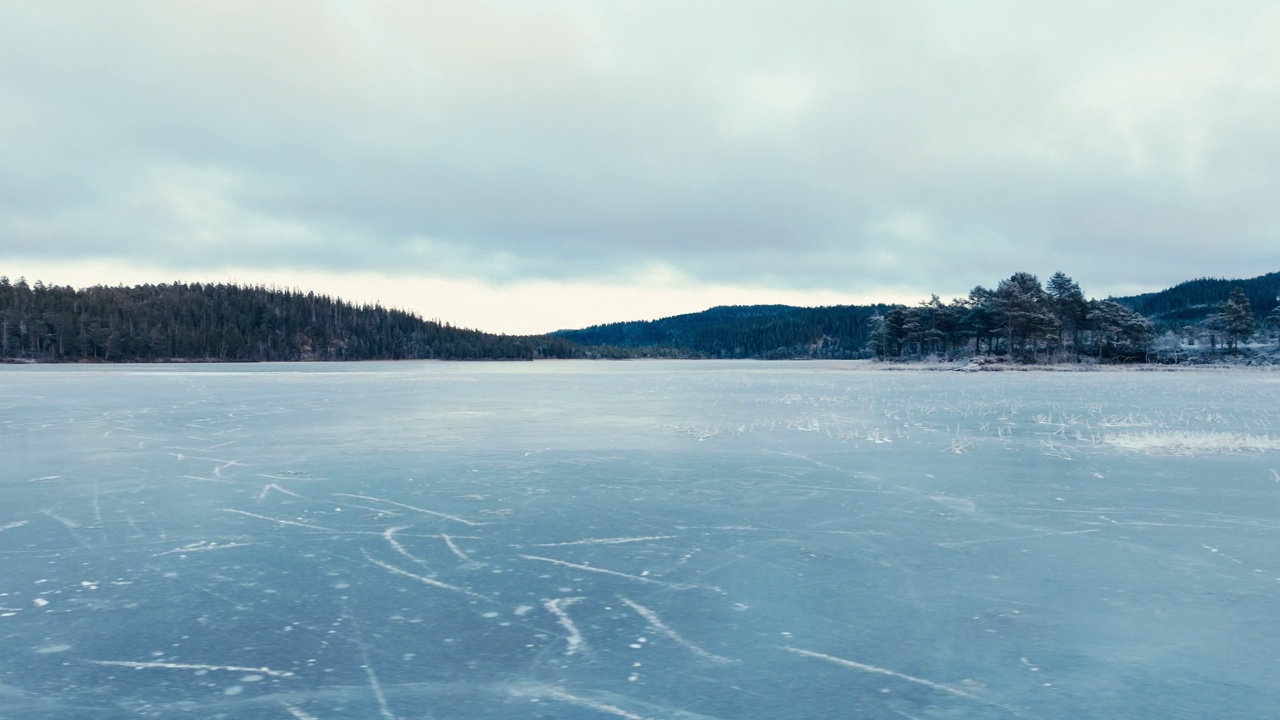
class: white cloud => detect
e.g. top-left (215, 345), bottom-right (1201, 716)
top-left (722, 71), bottom-right (818, 137)
top-left (1, 0), bottom-right (1278, 327)
top-left (0, 258), bottom-right (917, 335)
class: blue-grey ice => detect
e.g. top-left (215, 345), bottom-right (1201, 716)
top-left (2, 361), bottom-right (1279, 718)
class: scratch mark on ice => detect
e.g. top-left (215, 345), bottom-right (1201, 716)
top-left (334, 493), bottom-right (481, 526)
top-left (40, 509), bottom-right (80, 528)
top-left (781, 647), bottom-right (1029, 715)
top-left (168, 453), bottom-right (247, 476)
top-left (154, 541), bottom-right (253, 556)
top-left (87, 660), bottom-right (293, 677)
top-left (339, 607), bottom-right (401, 720)
top-left (255, 483), bottom-right (301, 501)
top-left (441, 533), bottom-right (480, 565)
top-left (220, 508), bottom-right (333, 532)
top-left (532, 536), bottom-right (677, 547)
top-left (510, 684), bottom-right (653, 720)
top-left (383, 526), bottom-right (429, 565)
top-left (519, 555), bottom-right (698, 589)
top-left (360, 653), bottom-right (397, 720)
top-left (937, 529), bottom-right (1099, 548)
top-left (620, 597), bottom-right (736, 664)
top-left (282, 704), bottom-right (318, 720)
top-left (543, 597), bottom-right (586, 655)
top-left (362, 550), bottom-right (488, 600)
top-left (91, 478), bottom-right (103, 525)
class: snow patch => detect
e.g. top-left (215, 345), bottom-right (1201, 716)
top-left (34, 644), bottom-right (72, 654)
top-left (1102, 431), bottom-right (1280, 455)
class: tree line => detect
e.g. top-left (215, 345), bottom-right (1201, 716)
top-left (1115, 271), bottom-right (1280, 323)
top-left (1172, 285), bottom-right (1280, 353)
top-left (871, 272), bottom-right (1280, 362)
top-left (553, 304), bottom-right (893, 359)
top-left (3, 272), bottom-right (1277, 364)
top-left (0, 277), bottom-right (591, 362)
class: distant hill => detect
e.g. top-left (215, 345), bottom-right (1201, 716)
top-left (1112, 272), bottom-right (1280, 325)
top-left (553, 304), bottom-right (894, 359)
top-left (6, 269), bottom-right (1277, 363)
top-left (553, 270), bottom-right (1280, 360)
top-left (0, 277), bottom-right (587, 362)
top-left (553, 304), bottom-right (793, 347)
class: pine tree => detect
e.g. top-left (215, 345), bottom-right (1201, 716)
top-left (1088, 300), bottom-right (1154, 358)
top-left (960, 286), bottom-right (999, 355)
top-left (1046, 272), bottom-right (1088, 353)
top-left (992, 272), bottom-right (1058, 360)
top-left (867, 313), bottom-right (889, 358)
top-left (1214, 287), bottom-right (1254, 352)
top-left (1267, 306), bottom-right (1280, 345)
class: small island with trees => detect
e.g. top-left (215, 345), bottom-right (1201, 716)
top-left (1, 270), bottom-right (1278, 366)
top-left (867, 272), bottom-right (1271, 366)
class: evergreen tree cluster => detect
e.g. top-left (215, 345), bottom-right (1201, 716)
top-left (0, 277), bottom-right (585, 362)
top-left (3, 269), bottom-right (1276, 364)
top-left (1212, 287), bottom-right (1255, 351)
top-left (869, 272), bottom-right (1155, 361)
top-left (1144, 284), bottom-right (1278, 355)
top-left (1113, 272), bottom-right (1280, 324)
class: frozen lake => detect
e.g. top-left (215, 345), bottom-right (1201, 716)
top-left (2, 360), bottom-right (1279, 719)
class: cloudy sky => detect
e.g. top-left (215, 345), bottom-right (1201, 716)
top-left (3, 1), bottom-right (1279, 334)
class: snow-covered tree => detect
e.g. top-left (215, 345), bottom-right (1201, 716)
top-left (1088, 300), bottom-right (1154, 358)
top-left (1046, 272), bottom-right (1088, 351)
top-left (1213, 287), bottom-right (1254, 351)
top-left (867, 312), bottom-right (891, 358)
top-left (1267, 306), bottom-right (1280, 345)
top-left (992, 272), bottom-right (1058, 359)
top-left (960, 286), bottom-right (1000, 354)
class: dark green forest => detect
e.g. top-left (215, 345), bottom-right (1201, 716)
top-left (1112, 272), bottom-right (1280, 324)
top-left (2, 270), bottom-right (1278, 363)
top-left (864, 272), bottom-right (1158, 362)
top-left (552, 304), bottom-right (895, 359)
top-left (0, 277), bottom-right (590, 362)
top-left (557, 270), bottom-right (1280, 363)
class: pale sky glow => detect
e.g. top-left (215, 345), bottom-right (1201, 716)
top-left (11, 259), bottom-right (917, 335)
top-left (3, 1), bottom-right (1279, 334)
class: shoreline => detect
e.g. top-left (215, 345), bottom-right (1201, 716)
top-left (2, 356), bottom-right (1277, 371)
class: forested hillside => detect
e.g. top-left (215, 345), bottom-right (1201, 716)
top-left (4, 270), bottom-right (1278, 364)
top-left (559, 269), bottom-right (1280, 364)
top-left (0, 277), bottom-right (585, 362)
top-left (1112, 272), bottom-right (1280, 325)
top-left (555, 271), bottom-right (1157, 362)
top-left (554, 304), bottom-right (894, 359)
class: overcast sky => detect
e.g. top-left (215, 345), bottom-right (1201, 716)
top-left (3, 1), bottom-right (1279, 334)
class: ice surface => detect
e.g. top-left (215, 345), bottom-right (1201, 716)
top-left (2, 360), bottom-right (1279, 718)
